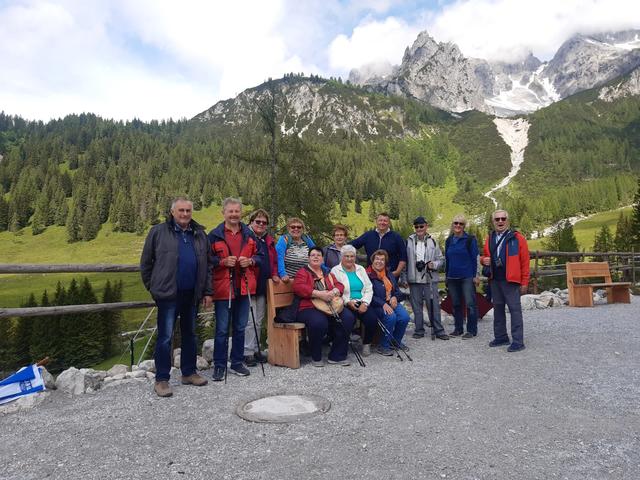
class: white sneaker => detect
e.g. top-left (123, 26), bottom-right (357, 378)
top-left (328, 358), bottom-right (351, 366)
top-left (362, 344), bottom-right (371, 357)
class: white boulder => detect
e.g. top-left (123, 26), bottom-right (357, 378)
top-left (138, 360), bottom-right (155, 373)
top-left (196, 356), bottom-right (209, 371)
top-left (202, 339), bottom-right (214, 363)
top-left (106, 364), bottom-right (128, 377)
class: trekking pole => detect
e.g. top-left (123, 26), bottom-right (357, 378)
top-left (243, 271), bottom-right (265, 377)
top-left (225, 269), bottom-right (233, 385)
top-left (426, 270), bottom-right (436, 341)
top-left (376, 318), bottom-right (403, 361)
top-left (328, 302), bottom-right (366, 367)
top-left (377, 318), bottom-right (412, 361)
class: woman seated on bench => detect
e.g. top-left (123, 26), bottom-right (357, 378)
top-left (293, 247), bottom-right (354, 367)
top-left (367, 249), bottom-right (410, 356)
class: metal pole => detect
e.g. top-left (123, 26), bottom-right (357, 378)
top-left (130, 337), bottom-right (134, 367)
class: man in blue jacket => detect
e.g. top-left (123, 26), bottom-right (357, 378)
top-left (351, 212), bottom-right (407, 278)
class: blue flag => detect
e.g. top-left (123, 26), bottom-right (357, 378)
top-left (0, 364), bottom-right (46, 405)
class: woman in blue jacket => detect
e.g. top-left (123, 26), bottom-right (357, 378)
top-left (444, 214), bottom-right (479, 339)
top-left (275, 217), bottom-right (315, 282)
top-left (367, 249), bottom-right (410, 356)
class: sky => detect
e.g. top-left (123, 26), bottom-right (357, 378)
top-left (1, 0), bottom-right (639, 121)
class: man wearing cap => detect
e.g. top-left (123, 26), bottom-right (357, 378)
top-left (480, 209), bottom-right (530, 352)
top-left (404, 217), bottom-right (449, 340)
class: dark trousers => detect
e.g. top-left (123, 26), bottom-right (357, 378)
top-left (492, 280), bottom-right (524, 345)
top-left (341, 307), bottom-right (378, 344)
top-left (447, 278), bottom-right (478, 335)
top-left (297, 308), bottom-right (355, 362)
top-left (154, 290), bottom-right (197, 381)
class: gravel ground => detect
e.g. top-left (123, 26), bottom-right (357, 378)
top-left (1, 298), bottom-right (639, 480)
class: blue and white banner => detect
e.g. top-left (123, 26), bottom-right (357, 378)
top-left (0, 364), bottom-right (46, 405)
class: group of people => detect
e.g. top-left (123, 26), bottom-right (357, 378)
top-left (141, 197), bottom-right (530, 397)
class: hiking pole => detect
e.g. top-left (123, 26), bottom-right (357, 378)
top-left (376, 318), bottom-right (403, 361)
top-left (426, 270), bottom-right (436, 341)
top-left (329, 302), bottom-right (366, 367)
top-left (243, 271), bottom-right (265, 377)
top-left (225, 269), bottom-right (234, 385)
top-left (377, 317), bottom-right (413, 361)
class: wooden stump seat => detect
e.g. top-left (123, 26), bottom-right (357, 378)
top-left (566, 262), bottom-right (631, 307)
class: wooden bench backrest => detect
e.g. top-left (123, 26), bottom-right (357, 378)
top-left (566, 262), bottom-right (612, 285)
top-left (266, 280), bottom-right (294, 327)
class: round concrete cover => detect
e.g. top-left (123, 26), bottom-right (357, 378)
top-left (236, 394), bottom-right (331, 423)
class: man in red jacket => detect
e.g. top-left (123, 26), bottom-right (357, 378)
top-left (208, 198), bottom-right (263, 381)
top-left (480, 210), bottom-right (530, 352)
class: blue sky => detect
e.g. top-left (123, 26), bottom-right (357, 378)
top-left (0, 0), bottom-right (638, 121)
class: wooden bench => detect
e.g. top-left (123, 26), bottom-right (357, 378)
top-left (566, 262), bottom-right (631, 307)
top-left (266, 279), bottom-right (306, 369)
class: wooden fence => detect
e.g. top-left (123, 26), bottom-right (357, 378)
top-left (1, 249), bottom-right (638, 317)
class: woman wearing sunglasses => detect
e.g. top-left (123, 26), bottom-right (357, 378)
top-left (275, 217), bottom-right (316, 283)
top-left (444, 214), bottom-right (480, 339)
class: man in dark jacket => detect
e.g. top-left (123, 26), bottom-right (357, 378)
top-left (244, 209), bottom-right (279, 367)
top-left (351, 213), bottom-right (407, 278)
top-left (208, 198), bottom-right (263, 381)
top-left (140, 197), bottom-right (212, 397)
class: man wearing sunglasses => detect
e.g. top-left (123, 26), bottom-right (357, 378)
top-left (480, 210), bottom-right (530, 352)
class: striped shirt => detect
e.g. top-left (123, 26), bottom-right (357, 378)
top-left (284, 242), bottom-right (309, 277)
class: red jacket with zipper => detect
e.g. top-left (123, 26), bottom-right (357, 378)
top-left (208, 222), bottom-right (263, 301)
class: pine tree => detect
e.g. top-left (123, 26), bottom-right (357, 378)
top-left (66, 198), bottom-right (83, 242)
top-left (54, 189), bottom-right (69, 226)
top-left (0, 318), bottom-right (14, 374)
top-left (0, 196), bottom-right (9, 231)
top-left (13, 293), bottom-right (38, 366)
top-left (593, 225), bottom-right (614, 253)
top-left (630, 178), bottom-right (640, 250)
top-left (81, 195), bottom-right (101, 241)
top-left (75, 278), bottom-right (103, 366)
top-left (29, 290), bottom-right (59, 367)
top-left (100, 280), bottom-right (123, 357)
top-left (614, 212), bottom-right (633, 252)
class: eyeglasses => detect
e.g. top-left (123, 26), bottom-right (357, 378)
top-left (414, 225), bottom-right (426, 229)
top-left (253, 220), bottom-right (268, 225)
top-left (289, 225), bottom-right (303, 230)
top-left (494, 217), bottom-right (507, 222)
top-left (453, 222), bottom-right (465, 226)
top-left (176, 209), bottom-right (191, 213)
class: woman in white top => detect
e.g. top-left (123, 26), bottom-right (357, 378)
top-left (330, 245), bottom-right (377, 356)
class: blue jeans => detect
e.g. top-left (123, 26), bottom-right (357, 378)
top-left (341, 307), bottom-right (378, 345)
top-left (380, 304), bottom-right (410, 349)
top-left (214, 297), bottom-right (249, 369)
top-left (154, 290), bottom-right (197, 381)
top-left (447, 278), bottom-right (478, 335)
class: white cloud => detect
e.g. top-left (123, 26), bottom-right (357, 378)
top-left (428, 0), bottom-right (640, 62)
top-left (328, 17), bottom-right (421, 72)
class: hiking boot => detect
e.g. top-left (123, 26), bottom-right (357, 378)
top-left (212, 366), bottom-right (225, 382)
top-left (362, 344), bottom-right (371, 357)
top-left (154, 381), bottom-right (173, 397)
top-left (312, 360), bottom-right (325, 368)
top-left (489, 338), bottom-right (510, 347)
top-left (181, 373), bottom-right (208, 386)
top-left (328, 358), bottom-right (351, 366)
top-left (507, 343), bottom-right (526, 353)
top-left (436, 334), bottom-right (450, 340)
top-left (377, 346), bottom-right (394, 356)
top-left (399, 343), bottom-right (410, 352)
top-left (254, 352), bottom-right (267, 364)
top-left (449, 330), bottom-right (463, 337)
top-left (244, 355), bottom-right (257, 367)
top-left (461, 332), bottom-right (476, 339)
top-left (230, 364), bottom-right (250, 376)
top-left (412, 332), bottom-right (424, 339)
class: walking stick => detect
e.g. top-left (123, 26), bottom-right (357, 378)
top-left (426, 270), bottom-right (436, 341)
top-left (376, 318), bottom-right (413, 361)
top-left (243, 271), bottom-right (265, 377)
top-left (224, 269), bottom-right (233, 385)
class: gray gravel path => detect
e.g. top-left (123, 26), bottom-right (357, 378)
top-left (2, 298), bottom-right (639, 480)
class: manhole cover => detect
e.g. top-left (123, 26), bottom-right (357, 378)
top-left (236, 394), bottom-right (331, 423)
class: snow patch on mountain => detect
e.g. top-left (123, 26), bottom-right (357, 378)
top-left (484, 118), bottom-right (530, 207)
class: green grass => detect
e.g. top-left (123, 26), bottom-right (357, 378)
top-left (527, 206), bottom-right (632, 251)
top-left (91, 334), bottom-right (153, 371)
